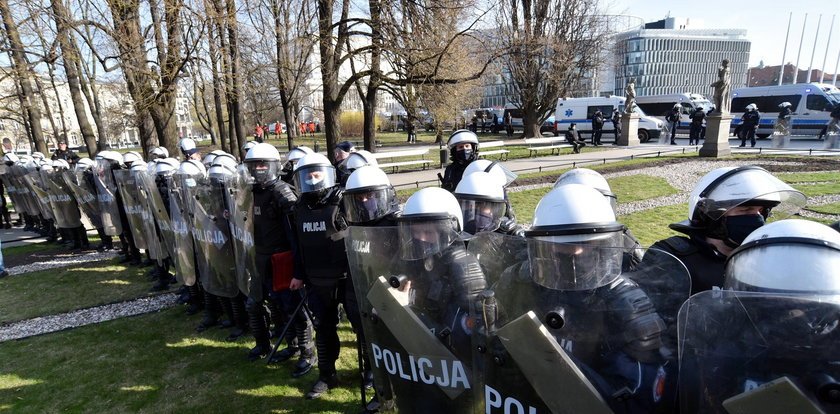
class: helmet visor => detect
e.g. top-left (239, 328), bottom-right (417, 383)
top-left (527, 232), bottom-right (625, 290)
top-left (694, 170), bottom-right (806, 222)
top-left (398, 216), bottom-right (459, 260)
top-left (459, 199), bottom-right (506, 234)
top-left (246, 160), bottom-right (280, 185)
top-left (343, 187), bottom-right (395, 224)
top-left (294, 164), bottom-right (336, 193)
top-left (724, 242), bottom-right (840, 294)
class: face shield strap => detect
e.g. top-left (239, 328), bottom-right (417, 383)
top-left (484, 161), bottom-right (498, 173)
top-left (726, 237), bottom-right (840, 266)
top-left (698, 166), bottom-right (770, 198)
top-left (525, 222), bottom-right (626, 238)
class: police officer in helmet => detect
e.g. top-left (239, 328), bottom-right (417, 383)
top-left (288, 152), bottom-right (368, 399)
top-left (243, 143), bottom-right (314, 375)
top-left (343, 166), bottom-right (398, 227)
top-left (440, 130), bottom-right (479, 192)
top-left (652, 166), bottom-right (806, 294)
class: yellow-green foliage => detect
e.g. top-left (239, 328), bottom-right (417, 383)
top-left (339, 111), bottom-right (381, 137)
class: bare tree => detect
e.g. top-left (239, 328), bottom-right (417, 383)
top-left (497, 0), bottom-right (610, 137)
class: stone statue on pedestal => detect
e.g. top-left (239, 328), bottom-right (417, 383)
top-left (624, 77), bottom-right (637, 114)
top-left (710, 59), bottom-right (732, 115)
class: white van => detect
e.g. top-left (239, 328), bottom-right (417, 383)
top-left (554, 96), bottom-right (663, 142)
top-left (635, 93), bottom-right (714, 134)
top-left (730, 83), bottom-right (840, 138)
top-left (501, 103), bottom-right (556, 134)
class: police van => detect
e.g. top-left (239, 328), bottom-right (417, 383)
top-left (729, 83), bottom-right (840, 138)
top-left (554, 96), bottom-right (663, 142)
top-left (635, 93), bottom-right (714, 134)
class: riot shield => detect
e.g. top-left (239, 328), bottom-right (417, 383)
top-left (93, 160), bottom-right (123, 236)
top-left (0, 165), bottom-right (25, 217)
top-left (678, 290), bottom-right (840, 414)
top-left (113, 170), bottom-right (148, 250)
top-left (467, 231), bottom-right (690, 414)
top-left (187, 174), bottom-right (238, 298)
top-left (658, 122), bottom-right (671, 145)
top-left (23, 171), bottom-right (55, 220)
top-left (224, 169), bottom-right (257, 298)
top-left (63, 171), bottom-right (103, 229)
top-left (131, 170), bottom-right (165, 263)
top-left (168, 174), bottom-right (196, 286)
top-left (136, 172), bottom-right (176, 265)
top-left (43, 169), bottom-right (82, 229)
top-left (11, 166), bottom-right (41, 217)
top-left (346, 226), bottom-right (480, 414)
top-left (771, 118), bottom-right (791, 149)
top-left (824, 122), bottom-right (840, 150)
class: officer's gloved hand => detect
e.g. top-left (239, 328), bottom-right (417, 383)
top-left (498, 217), bottom-right (525, 237)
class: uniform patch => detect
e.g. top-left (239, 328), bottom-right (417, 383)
top-left (653, 365), bottom-right (667, 403)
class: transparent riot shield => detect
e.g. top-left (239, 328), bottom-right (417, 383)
top-left (346, 226), bottom-right (481, 414)
top-left (658, 122), bottom-right (671, 145)
top-left (168, 174), bottom-right (196, 286)
top-left (11, 166), bottom-right (41, 217)
top-left (23, 171), bottom-right (55, 220)
top-left (93, 160), bottom-right (123, 236)
top-left (188, 175), bottom-right (238, 298)
top-left (0, 166), bottom-right (26, 217)
top-left (131, 170), bottom-right (165, 263)
top-left (467, 231), bottom-right (690, 414)
top-left (63, 171), bottom-right (103, 229)
top-left (771, 118), bottom-right (791, 149)
top-left (136, 172), bottom-right (176, 265)
top-left (678, 290), bottom-right (840, 414)
top-left (113, 170), bottom-right (148, 250)
top-left (224, 168), bottom-right (257, 298)
top-left (43, 169), bottom-right (82, 229)
top-left (824, 121), bottom-right (840, 150)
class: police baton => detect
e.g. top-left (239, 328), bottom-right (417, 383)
top-left (265, 288), bottom-right (311, 365)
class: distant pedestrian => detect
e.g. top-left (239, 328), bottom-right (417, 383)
top-left (504, 111), bottom-right (513, 138)
top-left (480, 113), bottom-right (487, 133)
top-left (739, 103), bottom-right (760, 147)
top-left (565, 123), bottom-right (586, 153)
top-left (689, 107), bottom-right (706, 145)
top-left (275, 121), bottom-right (282, 136)
top-left (611, 108), bottom-right (621, 141)
top-left (307, 121), bottom-right (315, 137)
top-left (254, 124), bottom-right (264, 143)
top-left (299, 122), bottom-right (306, 136)
top-left (591, 110), bottom-right (604, 146)
top-left (405, 118), bottom-right (416, 143)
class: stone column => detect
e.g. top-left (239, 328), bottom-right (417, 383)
top-left (617, 113), bottom-right (640, 146)
top-left (699, 114), bottom-right (733, 157)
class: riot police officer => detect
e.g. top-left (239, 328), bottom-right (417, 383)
top-left (281, 146), bottom-right (313, 185)
top-left (288, 152), bottom-right (365, 399)
top-left (342, 166), bottom-right (398, 227)
top-left (666, 104), bottom-right (681, 144)
top-left (97, 151), bottom-right (142, 264)
top-left (462, 159), bottom-right (520, 230)
top-left (652, 166), bottom-right (806, 294)
top-left (679, 219), bottom-right (840, 413)
top-left (337, 150), bottom-right (378, 188)
top-left (51, 141), bottom-right (79, 164)
top-left (739, 103), bottom-right (761, 147)
top-left (440, 130), bottom-right (479, 192)
top-left (689, 106), bottom-right (705, 145)
top-left (149, 158), bottom-right (180, 291)
top-left (179, 138), bottom-right (201, 161)
top-left (454, 172), bottom-right (523, 237)
top-left (244, 143), bottom-right (314, 376)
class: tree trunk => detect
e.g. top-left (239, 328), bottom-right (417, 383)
top-left (0, 0), bottom-right (47, 154)
top-left (522, 112), bottom-right (541, 138)
top-left (272, 0), bottom-right (297, 150)
top-left (146, 0), bottom-right (183, 156)
top-left (46, 64), bottom-right (70, 142)
top-left (52, 0), bottom-right (99, 156)
top-left (78, 60), bottom-right (110, 152)
top-left (224, 0), bottom-right (245, 158)
top-left (206, 11), bottom-right (228, 152)
top-left (32, 76), bottom-right (59, 145)
top-left (362, 0), bottom-right (381, 152)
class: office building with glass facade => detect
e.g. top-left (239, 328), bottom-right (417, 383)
top-left (614, 19), bottom-right (751, 97)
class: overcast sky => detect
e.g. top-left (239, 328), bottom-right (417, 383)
top-left (609, 1), bottom-right (839, 71)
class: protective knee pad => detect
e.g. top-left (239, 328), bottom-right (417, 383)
top-left (187, 283), bottom-right (204, 306)
top-left (204, 292), bottom-right (223, 318)
top-left (219, 296), bottom-right (234, 321)
top-left (246, 298), bottom-right (270, 343)
top-left (231, 294), bottom-right (248, 328)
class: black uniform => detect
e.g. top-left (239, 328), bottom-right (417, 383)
top-left (689, 109), bottom-right (705, 145)
top-left (249, 178), bottom-right (313, 365)
top-left (565, 128), bottom-right (586, 153)
top-left (666, 107), bottom-right (681, 143)
top-left (591, 110), bottom-right (604, 145)
top-left (739, 110), bottom-right (761, 147)
top-left (293, 186), bottom-right (367, 384)
top-left (611, 110), bottom-right (622, 141)
top-left (651, 233), bottom-right (726, 295)
top-left (51, 148), bottom-right (80, 164)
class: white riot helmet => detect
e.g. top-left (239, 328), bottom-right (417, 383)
top-left (343, 166), bottom-right (397, 224)
top-left (745, 103), bottom-right (757, 112)
top-left (463, 159), bottom-right (517, 187)
top-left (150, 146), bottom-right (169, 159)
top-left (129, 160), bottom-right (147, 173)
top-left (52, 159), bottom-right (70, 170)
top-left (678, 166), bottom-right (806, 247)
top-left (244, 143), bottom-right (281, 185)
top-left (343, 150), bottom-right (378, 171)
top-left (75, 157), bottom-right (94, 171)
top-left (3, 152), bottom-right (19, 166)
top-left (778, 102), bottom-right (792, 108)
top-left (39, 158), bottom-right (53, 169)
top-left (178, 159), bottom-right (206, 177)
top-left (284, 145), bottom-right (314, 172)
top-left (242, 141), bottom-right (258, 154)
top-left (208, 163), bottom-right (236, 179)
top-left (398, 187), bottom-right (464, 260)
top-left (202, 153), bottom-right (218, 168)
top-left (145, 159), bottom-right (159, 175)
top-left (31, 152), bottom-right (44, 160)
top-left (525, 184), bottom-right (626, 290)
top-left (179, 138), bottom-right (197, 158)
top-left (293, 152), bottom-right (336, 195)
top-left (96, 150), bottom-right (123, 168)
top-left (554, 168), bottom-right (617, 212)
top-left (673, 103), bottom-right (681, 109)
top-left (211, 153), bottom-right (238, 171)
top-left (122, 151), bottom-right (142, 167)
top-left (724, 220), bottom-right (840, 294)
top-left (155, 158), bottom-right (180, 176)
top-left (447, 130), bottom-right (479, 163)
top-left (454, 172), bottom-right (507, 235)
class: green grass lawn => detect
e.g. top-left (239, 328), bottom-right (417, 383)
top-left (0, 308), bottom-right (362, 413)
top-left (778, 171), bottom-right (840, 183)
top-left (0, 260), bottom-right (155, 323)
top-left (618, 204), bottom-right (687, 248)
top-left (791, 182), bottom-right (840, 197)
top-left (807, 202), bottom-right (840, 215)
top-left (609, 175), bottom-right (679, 203)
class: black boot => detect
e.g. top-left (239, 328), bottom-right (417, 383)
top-left (305, 373), bottom-right (338, 399)
top-left (218, 296), bottom-right (235, 328)
top-left (185, 284), bottom-right (205, 315)
top-left (226, 294), bottom-right (249, 342)
top-left (149, 264), bottom-right (171, 291)
top-left (246, 298), bottom-right (271, 361)
top-left (196, 291), bottom-right (222, 332)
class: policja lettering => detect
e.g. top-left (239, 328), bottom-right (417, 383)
top-left (370, 343), bottom-right (470, 390)
top-left (302, 220), bottom-right (326, 232)
top-left (485, 385), bottom-right (538, 414)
